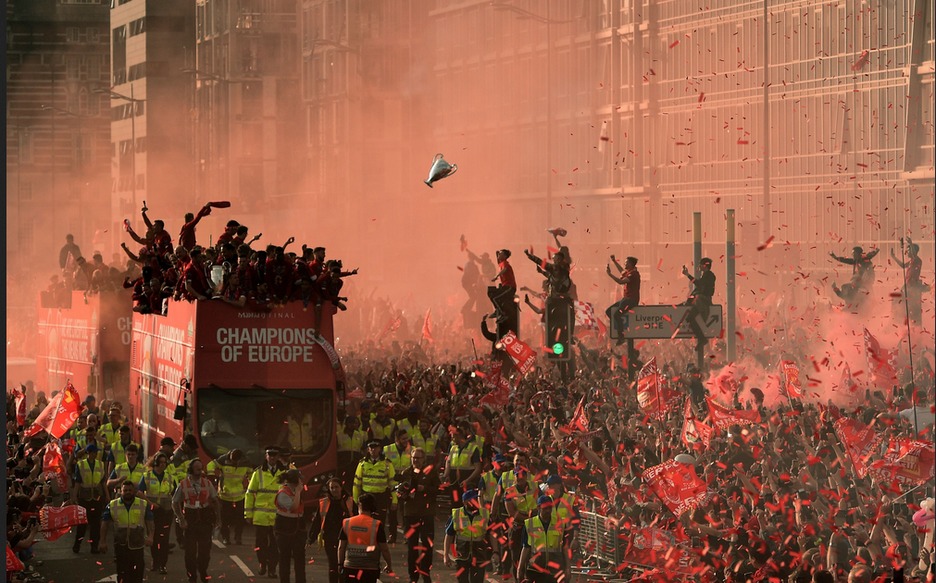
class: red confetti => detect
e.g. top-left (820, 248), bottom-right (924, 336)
top-left (669, 40), bottom-right (680, 48)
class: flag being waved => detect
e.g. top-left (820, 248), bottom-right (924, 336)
top-left (24, 382), bottom-right (83, 439)
top-left (833, 417), bottom-right (882, 478)
top-left (641, 459), bottom-right (710, 516)
top-left (780, 360), bottom-right (803, 399)
top-left (636, 358), bottom-right (677, 420)
top-left (39, 505), bottom-right (88, 542)
top-left (868, 438), bottom-right (935, 487)
top-left (421, 308), bottom-right (434, 344)
top-left (681, 400), bottom-right (713, 448)
top-left (705, 396), bottom-right (761, 429)
top-left (863, 328), bottom-right (898, 388)
top-left (499, 331), bottom-right (537, 375)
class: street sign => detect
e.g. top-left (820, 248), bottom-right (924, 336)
top-left (612, 305), bottom-right (724, 340)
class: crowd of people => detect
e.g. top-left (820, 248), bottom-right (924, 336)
top-left (47, 204), bottom-right (359, 325)
top-left (8, 221), bottom-right (935, 583)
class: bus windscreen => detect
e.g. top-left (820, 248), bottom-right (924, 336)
top-left (196, 387), bottom-right (333, 468)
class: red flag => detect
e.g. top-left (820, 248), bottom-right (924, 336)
top-left (376, 314), bottom-right (403, 343)
top-left (780, 360), bottom-right (804, 399)
top-left (207, 200), bottom-right (232, 208)
top-left (623, 528), bottom-right (691, 574)
top-left (868, 439), bottom-right (936, 487)
top-left (480, 360), bottom-right (512, 406)
top-left (346, 387), bottom-right (365, 401)
top-left (641, 459), bottom-right (710, 516)
top-left (851, 49), bottom-right (870, 71)
top-left (681, 399), bottom-right (712, 448)
top-left (421, 308), bottom-right (434, 344)
top-left (840, 363), bottom-right (859, 394)
top-left (705, 397), bottom-right (761, 429)
top-left (6, 543), bottom-right (24, 572)
top-left (24, 382), bottom-right (83, 439)
top-left (14, 386), bottom-right (27, 427)
top-left (567, 395), bottom-right (589, 433)
top-left (637, 358), bottom-right (675, 420)
top-left (41, 441), bottom-right (68, 493)
top-left (500, 331), bottom-right (537, 375)
top-left (833, 417), bottom-right (882, 478)
top-left (863, 328), bottom-right (898, 388)
top-left (39, 505), bottom-right (88, 541)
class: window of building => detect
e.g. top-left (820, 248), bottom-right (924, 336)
top-left (66, 56), bottom-right (79, 80)
top-left (20, 181), bottom-right (33, 202)
top-left (66, 27), bottom-right (79, 42)
top-left (129, 18), bottom-right (145, 36)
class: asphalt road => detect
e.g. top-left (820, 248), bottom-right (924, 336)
top-left (25, 518), bottom-right (509, 583)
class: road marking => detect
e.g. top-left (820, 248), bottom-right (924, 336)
top-left (231, 554), bottom-right (255, 576)
top-left (213, 539), bottom-right (227, 549)
top-left (96, 576), bottom-right (117, 582)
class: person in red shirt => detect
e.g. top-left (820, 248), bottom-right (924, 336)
top-left (178, 205), bottom-right (212, 251)
top-left (605, 255), bottom-right (640, 345)
top-left (183, 248), bottom-right (213, 302)
top-left (487, 249), bottom-right (517, 325)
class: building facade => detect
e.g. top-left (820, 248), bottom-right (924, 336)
top-left (108, 0), bottom-right (194, 238)
top-left (6, 0), bottom-right (111, 269)
top-left (192, 0), bottom-right (303, 225)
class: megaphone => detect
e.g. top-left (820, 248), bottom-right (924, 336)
top-left (424, 153), bottom-right (457, 188)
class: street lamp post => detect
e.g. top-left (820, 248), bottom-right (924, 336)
top-left (489, 1), bottom-right (574, 229)
top-left (97, 84), bottom-right (144, 214)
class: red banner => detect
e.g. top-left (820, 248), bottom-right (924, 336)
top-left (41, 441), bottom-right (68, 493)
top-left (14, 386), bottom-right (27, 427)
top-left (637, 358), bottom-right (678, 420)
top-left (839, 363), bottom-right (859, 394)
top-left (479, 360), bottom-right (512, 406)
top-left (39, 504), bottom-right (88, 534)
top-left (24, 382), bottom-right (83, 439)
top-left (868, 439), bottom-right (936, 487)
top-left (500, 331), bottom-right (537, 375)
top-left (567, 395), bottom-right (589, 433)
top-left (834, 417), bottom-right (882, 478)
top-left (780, 360), bottom-right (803, 399)
top-left (421, 308), bottom-right (434, 344)
top-left (623, 527), bottom-right (692, 574)
top-left (705, 397), bottom-right (762, 429)
top-left (641, 459), bottom-right (710, 516)
top-left (863, 328), bottom-right (898, 388)
top-left (681, 400), bottom-right (712, 448)
top-left (6, 543), bottom-right (24, 572)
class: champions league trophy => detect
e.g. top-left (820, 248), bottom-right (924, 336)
top-left (424, 153), bottom-right (457, 187)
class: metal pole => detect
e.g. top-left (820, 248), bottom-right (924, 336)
top-left (898, 238), bottom-right (918, 436)
top-left (545, 4), bottom-right (553, 228)
top-left (762, 0), bottom-right (770, 243)
top-left (130, 83), bottom-right (137, 215)
top-left (726, 209), bottom-right (736, 361)
top-left (692, 211), bottom-right (702, 278)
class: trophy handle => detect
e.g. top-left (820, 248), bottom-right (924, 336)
top-left (448, 164), bottom-right (458, 175)
top-left (434, 153), bottom-right (444, 162)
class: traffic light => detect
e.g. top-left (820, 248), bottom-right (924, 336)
top-left (544, 296), bottom-right (573, 361)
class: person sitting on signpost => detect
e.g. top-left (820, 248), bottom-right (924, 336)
top-left (681, 257), bottom-right (716, 368)
top-left (605, 255), bottom-right (641, 345)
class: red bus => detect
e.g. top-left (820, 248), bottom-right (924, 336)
top-left (36, 290), bottom-right (132, 404)
top-left (129, 299), bottom-right (341, 483)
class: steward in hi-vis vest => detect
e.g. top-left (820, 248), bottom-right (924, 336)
top-left (338, 493), bottom-right (393, 583)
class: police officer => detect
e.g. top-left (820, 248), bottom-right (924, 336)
top-left (503, 468), bottom-right (537, 577)
top-left (100, 480), bottom-right (154, 583)
top-left (337, 415), bottom-right (367, 488)
top-left (517, 495), bottom-right (569, 583)
top-left (72, 443), bottom-right (106, 554)
top-left (206, 448), bottom-right (250, 545)
top-left (274, 469), bottom-right (307, 583)
top-left (172, 458), bottom-right (221, 583)
top-left (246, 446), bottom-right (286, 578)
top-left (480, 454), bottom-right (512, 574)
top-left (443, 427), bottom-right (482, 509)
top-left (383, 428), bottom-right (411, 543)
top-left (338, 493), bottom-right (394, 583)
top-left (411, 417), bottom-right (440, 467)
top-left (106, 443), bottom-right (145, 496)
top-left (137, 452), bottom-right (176, 574)
top-left (443, 489), bottom-right (490, 583)
top-left (353, 440), bottom-right (396, 532)
top-left (542, 475), bottom-right (579, 558)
